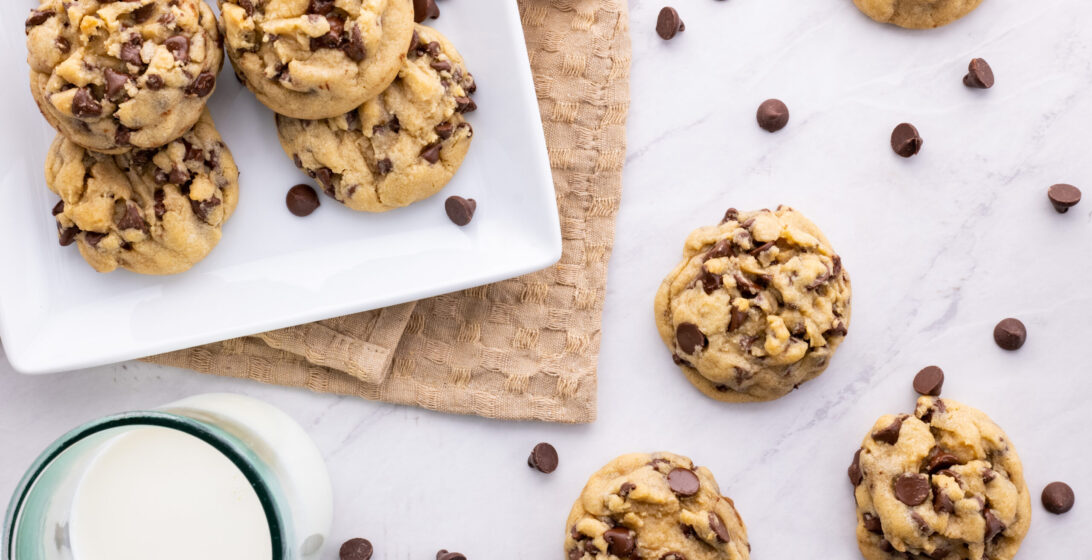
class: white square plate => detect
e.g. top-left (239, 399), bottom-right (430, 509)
top-left (0, 0), bottom-right (561, 374)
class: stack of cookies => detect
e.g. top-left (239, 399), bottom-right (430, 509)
top-left (220, 0), bottom-right (478, 213)
top-left (26, 0), bottom-right (238, 275)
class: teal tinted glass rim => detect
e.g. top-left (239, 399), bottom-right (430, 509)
top-left (3, 411), bottom-right (286, 560)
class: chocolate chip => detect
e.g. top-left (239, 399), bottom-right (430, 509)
top-left (727, 307), bottom-right (746, 332)
top-left (849, 448), bottom-right (863, 486)
top-left (238, 0), bottom-right (256, 16)
top-left (894, 473), bottom-right (930, 506)
top-left (58, 226), bottom-right (80, 246)
top-left (51, 201), bottom-right (65, 216)
top-left (413, 0), bottom-right (440, 23)
top-left (656, 7), bottom-right (685, 40)
top-left (169, 166), bottom-right (190, 185)
top-left (527, 442), bottom-right (559, 474)
top-left (445, 196), bottom-right (476, 226)
top-left (25, 9), bottom-right (55, 31)
top-left (862, 512), bottom-right (882, 534)
top-left (933, 490), bottom-right (955, 514)
top-left (146, 74), bottom-right (164, 90)
top-left (963, 58), bottom-right (995, 89)
top-left (420, 142), bottom-right (442, 164)
top-left (1042, 482), bottom-right (1075, 514)
top-left (756, 99), bottom-right (789, 132)
top-left (708, 512), bottom-right (731, 543)
top-left (132, 3), bottom-right (156, 23)
top-left (983, 509), bottom-right (1005, 541)
top-left (698, 267), bottom-right (722, 294)
top-left (83, 231), bottom-right (107, 247)
top-left (749, 241), bottom-right (775, 256)
top-left (117, 203), bottom-right (148, 233)
top-left (435, 122), bottom-right (454, 140)
top-left (891, 123), bottom-right (923, 158)
top-left (603, 528), bottom-right (635, 556)
top-left (1047, 183), bottom-right (1081, 213)
top-left (993, 318), bottom-right (1026, 350)
top-left (154, 189), bottom-right (167, 219)
top-left (455, 96), bottom-right (477, 114)
top-left (190, 197), bottom-right (221, 223)
top-left (339, 538), bottom-right (373, 560)
top-left (343, 26), bottom-right (365, 61)
top-left (675, 322), bottom-right (706, 354)
top-left (164, 35), bottom-right (189, 63)
top-left (667, 468), bottom-right (700, 496)
top-left (983, 468), bottom-right (997, 483)
top-left (72, 88), bottom-right (102, 118)
top-left (431, 60), bottom-right (452, 72)
top-left (871, 415), bottom-right (905, 445)
top-left (913, 366), bottom-right (944, 396)
top-left (436, 551), bottom-right (466, 560)
top-left (721, 208), bottom-right (739, 223)
top-left (924, 446), bottom-right (959, 473)
top-left (308, 0), bottom-right (335, 15)
top-left (376, 158), bottom-right (393, 175)
top-left (733, 273), bottom-right (760, 298)
top-left (620, 482), bottom-right (636, 497)
top-left (910, 511), bottom-right (932, 534)
top-left (286, 184), bottom-right (320, 217)
top-left (56, 37), bottom-right (70, 53)
top-left (313, 167), bottom-right (334, 195)
top-left (104, 68), bottom-right (130, 102)
top-left (705, 239), bottom-right (734, 260)
top-left (185, 72), bottom-right (216, 97)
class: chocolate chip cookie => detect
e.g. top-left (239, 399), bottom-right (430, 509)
top-left (850, 397), bottom-right (1031, 560)
top-left (220, 0), bottom-right (415, 120)
top-left (26, 0), bottom-right (223, 154)
top-left (275, 25), bottom-right (476, 212)
top-left (654, 206), bottom-right (852, 402)
top-left (852, 0), bottom-right (983, 29)
top-left (566, 452), bottom-right (750, 560)
top-left (47, 111), bottom-right (239, 275)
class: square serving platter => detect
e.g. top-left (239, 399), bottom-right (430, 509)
top-left (0, 0), bottom-right (561, 374)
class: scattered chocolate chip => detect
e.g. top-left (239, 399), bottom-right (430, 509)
top-left (894, 473), bottom-right (931, 506)
top-left (190, 197), bottom-right (221, 223)
top-left (308, 0), bottom-right (335, 16)
top-left (83, 231), bottom-right (107, 247)
top-left (164, 35), bottom-right (189, 63)
top-left (708, 512), bottom-right (731, 543)
top-left (924, 446), bottom-right (959, 473)
top-left (146, 74), bottom-right (164, 90)
top-left (733, 273), bottom-right (760, 298)
top-left (420, 142), bottom-right (442, 164)
top-left (698, 267), bottom-right (722, 294)
top-left (705, 239), bottom-right (734, 260)
top-left (983, 509), bottom-right (1005, 541)
top-left (675, 322), bottom-right (706, 354)
top-left (103, 68), bottom-right (130, 102)
top-left (1047, 183), bottom-right (1081, 213)
top-left (527, 442), bottom-right (559, 474)
top-left (445, 196), bottom-right (476, 226)
top-left (983, 468), bottom-right (997, 483)
top-left (721, 208), bottom-right (739, 223)
top-left (435, 122), bottom-right (454, 139)
top-left (185, 72), bottom-right (216, 97)
top-left (51, 201), bottom-right (64, 216)
top-left (431, 60), bottom-right (452, 72)
top-left (667, 468), bottom-right (700, 496)
top-left (603, 528), bottom-right (635, 556)
top-left (413, 0), bottom-right (440, 23)
top-left (993, 318), bottom-right (1026, 350)
top-left (891, 123), bottom-right (923, 158)
top-left (376, 158), bottom-right (393, 175)
top-left (72, 88), bottom-right (102, 118)
top-left (132, 3), bottom-right (156, 23)
top-left (727, 307), bottom-right (746, 332)
top-left (120, 38), bottom-right (144, 67)
top-left (749, 240), bottom-right (775, 256)
top-left (58, 226), bottom-right (80, 246)
top-left (963, 58), bottom-right (995, 89)
top-left (168, 166), bottom-right (190, 185)
top-left (455, 96), bottom-right (477, 114)
top-left (154, 189), bottom-right (167, 219)
top-left (656, 7), bottom-right (685, 40)
top-left (872, 415), bottom-right (905, 445)
top-left (344, 26), bottom-right (366, 61)
top-left (933, 490), bottom-right (955, 514)
top-left (849, 448), bottom-right (863, 486)
top-left (238, 0), bottom-right (256, 16)
top-left (756, 99), bottom-right (789, 132)
top-left (913, 366), bottom-right (944, 396)
top-left (56, 37), bottom-right (70, 53)
top-left (620, 482), bottom-right (637, 497)
top-left (25, 9), bottom-right (55, 31)
top-left (286, 184), bottom-right (320, 217)
top-left (339, 538), bottom-right (373, 560)
top-left (436, 551), bottom-right (466, 560)
top-left (117, 203), bottom-right (148, 233)
top-left (1042, 482), bottom-right (1075, 514)
top-left (862, 512), bottom-right (883, 534)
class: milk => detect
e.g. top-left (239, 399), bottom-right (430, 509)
top-left (68, 427), bottom-right (273, 560)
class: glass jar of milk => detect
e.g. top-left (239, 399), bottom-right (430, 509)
top-left (3, 394), bottom-right (332, 560)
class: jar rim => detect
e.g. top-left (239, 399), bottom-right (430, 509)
top-left (3, 411), bottom-right (287, 560)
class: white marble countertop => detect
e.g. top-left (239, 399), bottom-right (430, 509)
top-left (2, 0), bottom-right (1090, 557)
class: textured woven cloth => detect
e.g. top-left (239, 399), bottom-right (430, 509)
top-left (147, 0), bottom-right (631, 423)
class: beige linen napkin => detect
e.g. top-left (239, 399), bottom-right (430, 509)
top-left (147, 0), bottom-right (631, 423)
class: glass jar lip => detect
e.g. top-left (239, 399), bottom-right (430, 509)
top-left (3, 411), bottom-right (287, 560)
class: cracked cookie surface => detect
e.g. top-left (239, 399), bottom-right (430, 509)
top-left (47, 110), bottom-right (239, 275)
top-left (26, 0), bottom-right (223, 154)
top-left (852, 0), bottom-right (983, 29)
top-left (850, 397), bottom-right (1031, 560)
top-left (221, 0), bottom-right (414, 119)
top-left (566, 452), bottom-right (750, 560)
top-left (275, 25), bottom-right (475, 212)
top-left (654, 206), bottom-right (852, 402)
